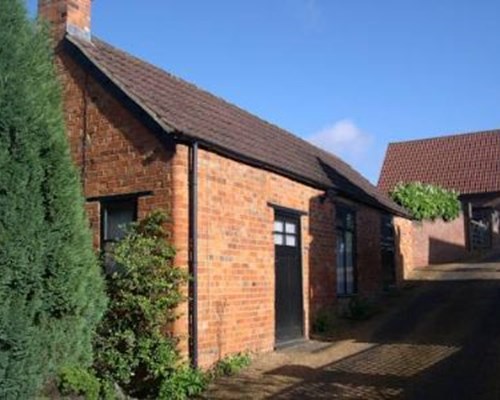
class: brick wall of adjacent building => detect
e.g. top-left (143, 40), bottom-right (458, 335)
top-left (56, 45), bottom-right (401, 369)
top-left (395, 214), bottom-right (468, 274)
top-left (394, 217), bottom-right (414, 279)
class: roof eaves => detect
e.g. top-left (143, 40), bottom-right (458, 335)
top-left (65, 34), bottom-right (409, 218)
top-left (65, 34), bottom-right (178, 136)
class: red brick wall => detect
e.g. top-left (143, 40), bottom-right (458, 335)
top-left (56, 52), bottom-right (174, 246)
top-left (57, 47), bottom-right (398, 369)
top-left (394, 217), bottom-right (413, 279)
top-left (39, 0), bottom-right (91, 41)
top-left (356, 205), bottom-right (384, 296)
top-left (395, 214), bottom-right (468, 273)
top-left (173, 147), bottom-right (392, 367)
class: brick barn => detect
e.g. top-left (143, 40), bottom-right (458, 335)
top-left (39, 0), bottom-right (409, 367)
top-left (379, 130), bottom-right (500, 267)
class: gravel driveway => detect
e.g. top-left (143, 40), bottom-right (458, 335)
top-left (203, 261), bottom-right (500, 399)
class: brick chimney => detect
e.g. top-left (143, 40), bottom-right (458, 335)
top-left (38, 0), bottom-right (92, 42)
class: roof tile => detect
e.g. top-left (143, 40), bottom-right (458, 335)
top-left (379, 130), bottom-right (500, 195)
top-left (67, 35), bottom-right (406, 216)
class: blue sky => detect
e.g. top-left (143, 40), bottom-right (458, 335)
top-left (27, 0), bottom-right (500, 183)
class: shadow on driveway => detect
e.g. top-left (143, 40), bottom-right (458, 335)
top-left (204, 274), bottom-right (500, 399)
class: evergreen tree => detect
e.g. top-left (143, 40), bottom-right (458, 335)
top-left (0, 1), bottom-right (107, 398)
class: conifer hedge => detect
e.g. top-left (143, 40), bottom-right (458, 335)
top-left (0, 1), bottom-right (106, 398)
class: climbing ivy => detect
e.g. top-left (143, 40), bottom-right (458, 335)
top-left (390, 182), bottom-right (461, 221)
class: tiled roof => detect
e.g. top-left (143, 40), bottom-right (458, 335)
top-left (66, 35), bottom-right (407, 216)
top-left (378, 130), bottom-right (500, 195)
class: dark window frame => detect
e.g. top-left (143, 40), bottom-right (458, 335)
top-left (100, 197), bottom-right (138, 249)
top-left (336, 205), bottom-right (357, 297)
top-left (98, 196), bottom-right (139, 275)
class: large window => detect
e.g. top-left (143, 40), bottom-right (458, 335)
top-left (336, 205), bottom-right (356, 296)
top-left (101, 198), bottom-right (137, 273)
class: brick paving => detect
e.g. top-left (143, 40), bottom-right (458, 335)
top-left (203, 261), bottom-right (500, 399)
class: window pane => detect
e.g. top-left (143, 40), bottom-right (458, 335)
top-left (274, 221), bottom-right (284, 232)
top-left (285, 234), bottom-right (296, 247)
top-left (346, 212), bottom-right (355, 231)
top-left (346, 265), bottom-right (354, 294)
top-left (345, 231), bottom-right (354, 265)
top-left (104, 201), bottom-right (136, 241)
top-left (336, 206), bottom-right (356, 231)
top-left (274, 233), bottom-right (284, 245)
top-left (285, 222), bottom-right (296, 234)
top-left (336, 236), bottom-right (345, 295)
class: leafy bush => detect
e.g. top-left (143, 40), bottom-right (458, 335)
top-left (212, 353), bottom-right (252, 378)
top-left (158, 366), bottom-right (209, 400)
top-left (312, 309), bottom-right (337, 333)
top-left (0, 1), bottom-right (106, 398)
top-left (58, 366), bottom-right (101, 400)
top-left (390, 182), bottom-right (461, 221)
top-left (93, 211), bottom-right (188, 398)
top-left (342, 296), bottom-right (375, 320)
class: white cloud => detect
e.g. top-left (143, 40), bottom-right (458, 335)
top-left (304, 0), bottom-right (321, 30)
top-left (308, 119), bottom-right (374, 159)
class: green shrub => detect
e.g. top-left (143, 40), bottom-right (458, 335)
top-left (0, 1), bottom-right (106, 398)
top-left (58, 366), bottom-right (101, 400)
top-left (312, 309), bottom-right (337, 333)
top-left (99, 379), bottom-right (118, 400)
top-left (390, 182), bottom-right (461, 221)
top-left (212, 353), bottom-right (252, 378)
top-left (343, 296), bottom-right (374, 320)
top-left (93, 211), bottom-right (188, 398)
top-left (158, 366), bottom-right (209, 400)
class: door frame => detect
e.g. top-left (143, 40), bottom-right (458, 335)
top-left (273, 208), bottom-right (305, 347)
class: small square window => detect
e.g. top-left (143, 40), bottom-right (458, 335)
top-left (285, 222), bottom-right (296, 234)
top-left (274, 233), bottom-right (284, 245)
top-left (274, 221), bottom-right (284, 233)
top-left (101, 198), bottom-right (137, 274)
top-left (103, 200), bottom-right (137, 242)
top-left (285, 234), bottom-right (297, 247)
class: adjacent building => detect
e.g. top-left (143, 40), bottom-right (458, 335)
top-left (379, 130), bottom-right (500, 266)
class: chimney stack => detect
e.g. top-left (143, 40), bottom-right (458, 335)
top-left (38, 0), bottom-right (92, 42)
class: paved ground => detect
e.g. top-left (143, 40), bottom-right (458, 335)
top-left (203, 261), bottom-right (500, 399)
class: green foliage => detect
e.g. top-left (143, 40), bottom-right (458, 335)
top-left (343, 296), bottom-right (375, 320)
top-left (390, 182), bottom-right (461, 221)
top-left (57, 366), bottom-right (119, 400)
top-left (312, 309), bottom-right (337, 333)
top-left (58, 366), bottom-right (101, 400)
top-left (93, 211), bottom-right (188, 398)
top-left (0, 1), bottom-right (106, 398)
top-left (99, 379), bottom-right (119, 400)
top-left (212, 353), bottom-right (252, 378)
top-left (158, 366), bottom-right (209, 400)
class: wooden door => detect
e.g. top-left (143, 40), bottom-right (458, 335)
top-left (274, 212), bottom-right (303, 345)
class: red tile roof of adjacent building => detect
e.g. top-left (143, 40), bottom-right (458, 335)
top-left (66, 35), bottom-right (408, 216)
top-left (378, 129), bottom-right (500, 195)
